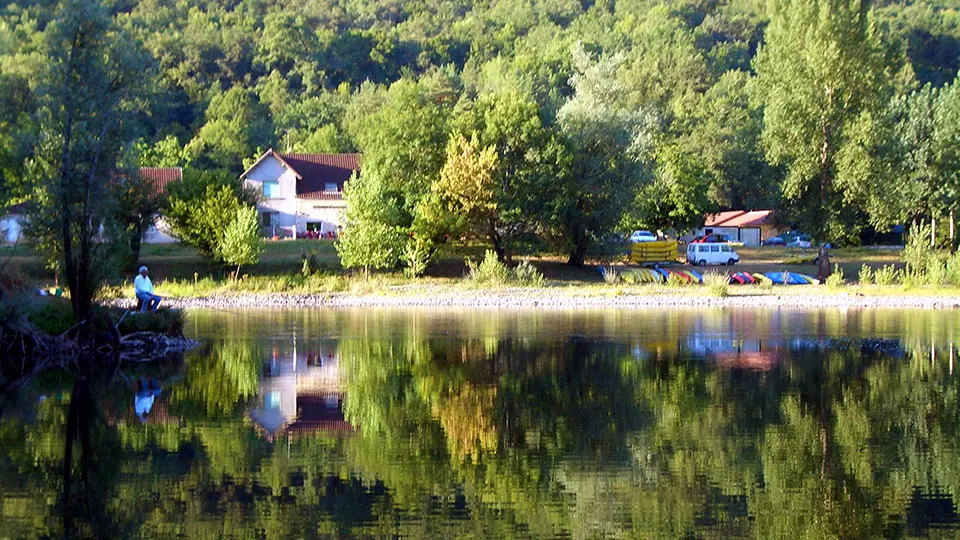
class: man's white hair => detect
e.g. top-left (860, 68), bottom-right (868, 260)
top-left (139, 266), bottom-right (148, 274)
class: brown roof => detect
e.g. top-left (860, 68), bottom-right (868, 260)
top-left (242, 149), bottom-right (360, 199)
top-left (3, 202), bottom-right (27, 215)
top-left (705, 210), bottom-right (774, 228)
top-left (280, 153), bottom-right (360, 199)
top-left (139, 167), bottom-right (182, 197)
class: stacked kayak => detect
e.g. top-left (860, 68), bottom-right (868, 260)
top-left (667, 269), bottom-right (703, 284)
top-left (744, 271), bottom-right (818, 285)
top-left (600, 267), bottom-right (704, 284)
top-left (728, 271), bottom-right (818, 285)
top-left (729, 271), bottom-right (758, 284)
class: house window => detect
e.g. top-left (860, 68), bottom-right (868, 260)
top-left (324, 182), bottom-right (338, 192)
top-left (266, 391), bottom-right (281, 410)
top-left (260, 212), bottom-right (276, 227)
top-left (262, 181), bottom-right (281, 198)
top-left (306, 222), bottom-right (322, 232)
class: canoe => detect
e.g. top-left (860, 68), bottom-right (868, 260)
top-left (765, 271), bottom-right (817, 285)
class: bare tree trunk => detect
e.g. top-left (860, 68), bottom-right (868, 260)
top-left (950, 208), bottom-right (955, 247)
top-left (488, 220), bottom-right (508, 264)
top-left (817, 119), bottom-right (833, 282)
top-left (567, 223), bottom-right (588, 268)
top-left (932, 215), bottom-right (937, 248)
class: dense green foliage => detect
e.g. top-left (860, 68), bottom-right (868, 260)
top-left (5, 0), bottom-right (960, 273)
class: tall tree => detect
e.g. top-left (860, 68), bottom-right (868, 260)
top-left (453, 90), bottom-right (570, 262)
top-left (555, 44), bottom-right (655, 267)
top-left (28, 0), bottom-right (148, 319)
top-left (753, 0), bottom-right (889, 245)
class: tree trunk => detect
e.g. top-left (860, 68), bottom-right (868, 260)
top-left (819, 120), bottom-right (831, 245)
top-left (129, 221), bottom-right (143, 265)
top-left (932, 215), bottom-right (937, 248)
top-left (951, 208), bottom-right (956, 252)
top-left (567, 223), bottom-right (588, 268)
top-left (488, 220), bottom-right (508, 264)
top-left (817, 246), bottom-right (831, 282)
top-left (234, 264), bottom-right (241, 281)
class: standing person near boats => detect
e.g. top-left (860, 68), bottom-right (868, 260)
top-left (134, 266), bottom-right (162, 312)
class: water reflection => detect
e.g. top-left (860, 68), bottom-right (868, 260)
top-left (1, 307), bottom-right (959, 538)
top-left (248, 339), bottom-right (350, 440)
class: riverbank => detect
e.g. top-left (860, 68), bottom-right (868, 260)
top-left (105, 285), bottom-right (960, 310)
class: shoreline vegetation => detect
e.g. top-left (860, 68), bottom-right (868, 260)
top-left (8, 240), bottom-right (960, 311)
top-left (104, 284), bottom-right (960, 310)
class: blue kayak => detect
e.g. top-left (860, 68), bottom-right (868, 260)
top-left (765, 271), bottom-right (817, 285)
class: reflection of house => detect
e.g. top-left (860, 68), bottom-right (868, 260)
top-left (240, 149), bottom-right (360, 237)
top-left (248, 341), bottom-right (352, 440)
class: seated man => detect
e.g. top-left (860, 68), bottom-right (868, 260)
top-left (134, 265), bottom-right (162, 312)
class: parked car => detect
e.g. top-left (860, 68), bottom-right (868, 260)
top-left (786, 235), bottom-right (813, 249)
top-left (691, 233), bottom-right (732, 244)
top-left (761, 236), bottom-right (785, 246)
top-left (687, 242), bottom-right (740, 266)
top-left (629, 230), bottom-right (657, 243)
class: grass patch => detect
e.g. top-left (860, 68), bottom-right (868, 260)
top-left (703, 272), bottom-right (730, 297)
top-left (22, 296), bottom-right (184, 336)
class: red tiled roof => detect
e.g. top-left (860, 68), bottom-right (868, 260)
top-left (705, 210), bottom-right (774, 228)
top-left (139, 167), bottom-right (182, 197)
top-left (278, 153), bottom-right (360, 199)
top-left (3, 202), bottom-right (27, 215)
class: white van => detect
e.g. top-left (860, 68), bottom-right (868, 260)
top-left (687, 242), bottom-right (740, 266)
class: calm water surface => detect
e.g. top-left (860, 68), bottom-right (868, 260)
top-left (2, 307), bottom-right (960, 538)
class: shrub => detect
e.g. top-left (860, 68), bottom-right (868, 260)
top-left (513, 260), bottom-right (545, 287)
top-left (466, 250), bottom-right (511, 286)
top-left (947, 252), bottom-right (960, 286)
top-left (901, 223), bottom-right (931, 275)
top-left (620, 271), bottom-right (639, 285)
top-left (220, 205), bottom-right (265, 280)
top-left (874, 265), bottom-right (898, 286)
top-left (115, 307), bottom-right (184, 336)
top-left (825, 264), bottom-right (845, 289)
top-left (858, 264), bottom-right (873, 285)
top-left (927, 256), bottom-right (947, 286)
top-left (703, 271), bottom-right (729, 297)
top-left (601, 267), bottom-right (621, 284)
top-left (402, 239), bottom-right (431, 279)
top-left (27, 300), bottom-right (77, 335)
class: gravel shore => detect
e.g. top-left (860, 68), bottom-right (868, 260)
top-left (107, 288), bottom-right (960, 310)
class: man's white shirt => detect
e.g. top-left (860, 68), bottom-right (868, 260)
top-left (134, 275), bottom-right (154, 295)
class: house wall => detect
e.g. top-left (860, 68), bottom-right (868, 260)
top-left (296, 199), bottom-right (347, 234)
top-left (244, 155), bottom-right (300, 235)
top-left (1, 215), bottom-right (23, 244)
top-left (143, 217), bottom-right (179, 244)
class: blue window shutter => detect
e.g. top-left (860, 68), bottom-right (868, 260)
top-left (263, 181), bottom-right (280, 198)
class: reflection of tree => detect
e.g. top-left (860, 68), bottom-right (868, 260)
top-left (170, 340), bottom-right (261, 418)
top-left (4, 310), bottom-right (960, 537)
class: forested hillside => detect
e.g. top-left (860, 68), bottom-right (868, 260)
top-left (3, 0), bottom-right (960, 268)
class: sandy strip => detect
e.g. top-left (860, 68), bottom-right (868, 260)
top-left (106, 289), bottom-right (960, 310)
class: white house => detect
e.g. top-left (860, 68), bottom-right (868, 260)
top-left (140, 167), bottom-right (183, 244)
top-left (240, 149), bottom-right (360, 237)
top-left (0, 203), bottom-right (25, 244)
top-left (695, 210), bottom-right (782, 246)
top-left (0, 167), bottom-right (183, 245)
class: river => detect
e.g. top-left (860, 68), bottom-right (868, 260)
top-left (1, 307), bottom-right (959, 538)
